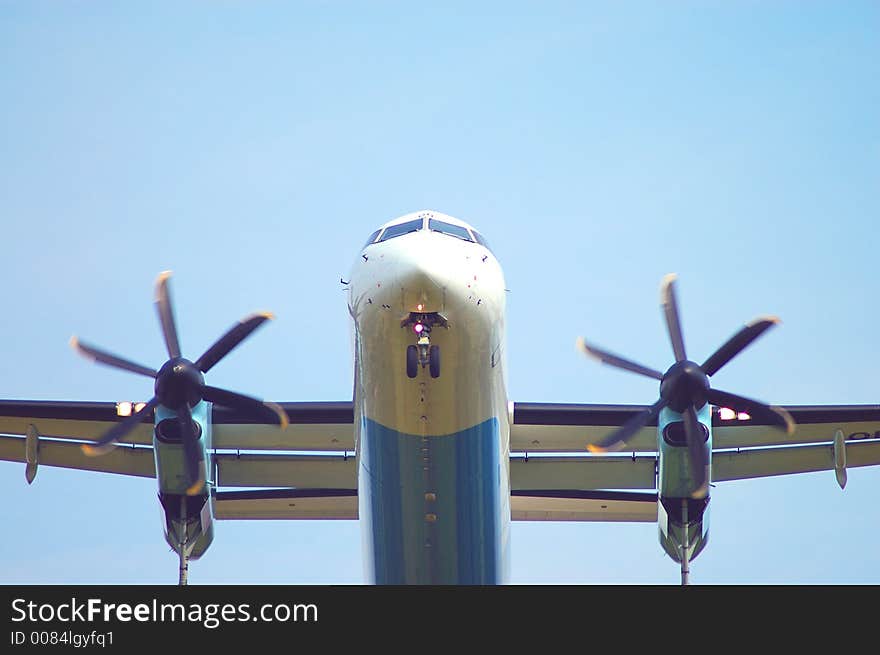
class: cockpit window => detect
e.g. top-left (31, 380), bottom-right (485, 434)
top-left (378, 218), bottom-right (423, 242)
top-left (362, 229), bottom-right (381, 249)
top-left (471, 230), bottom-right (492, 251)
top-left (428, 219), bottom-right (473, 242)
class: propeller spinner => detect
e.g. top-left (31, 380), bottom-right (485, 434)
top-left (577, 274), bottom-right (794, 499)
top-left (72, 271), bottom-right (289, 495)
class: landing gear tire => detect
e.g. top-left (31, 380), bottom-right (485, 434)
top-left (429, 345), bottom-right (440, 379)
top-left (406, 345), bottom-right (418, 378)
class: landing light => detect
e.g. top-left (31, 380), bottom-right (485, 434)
top-left (414, 323), bottom-right (424, 334)
top-left (117, 401), bottom-right (147, 416)
top-left (718, 407), bottom-right (752, 421)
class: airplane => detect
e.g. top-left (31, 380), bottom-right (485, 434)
top-left (1, 209), bottom-right (879, 585)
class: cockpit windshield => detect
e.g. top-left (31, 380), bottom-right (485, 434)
top-left (362, 214), bottom-right (494, 255)
top-left (428, 219), bottom-right (473, 242)
top-left (471, 230), bottom-right (492, 251)
top-left (377, 218), bottom-right (423, 242)
top-left (362, 229), bottom-right (381, 249)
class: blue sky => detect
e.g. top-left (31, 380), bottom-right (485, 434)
top-left (1, 1), bottom-right (878, 584)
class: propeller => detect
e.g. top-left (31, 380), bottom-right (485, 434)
top-left (577, 274), bottom-right (794, 499)
top-left (72, 271), bottom-right (289, 495)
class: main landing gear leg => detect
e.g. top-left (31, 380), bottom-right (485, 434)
top-left (680, 498), bottom-right (690, 587)
top-left (179, 546), bottom-right (189, 586)
top-left (178, 496), bottom-right (189, 586)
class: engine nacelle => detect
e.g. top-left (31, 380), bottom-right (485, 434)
top-left (656, 404), bottom-right (712, 563)
top-left (153, 402), bottom-right (211, 494)
top-left (153, 401), bottom-right (215, 560)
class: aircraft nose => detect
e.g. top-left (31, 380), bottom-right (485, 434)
top-left (396, 243), bottom-right (451, 314)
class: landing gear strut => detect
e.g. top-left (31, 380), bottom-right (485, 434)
top-left (179, 543), bottom-right (189, 586)
top-left (680, 498), bottom-right (690, 586)
top-left (178, 496), bottom-right (189, 586)
top-left (403, 312), bottom-right (447, 379)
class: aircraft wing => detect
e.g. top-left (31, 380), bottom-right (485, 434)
top-left (4, 400), bottom-right (880, 523)
top-left (209, 489), bottom-right (660, 522)
top-left (510, 401), bottom-right (880, 490)
top-left (213, 489), bottom-right (359, 520)
top-left (0, 400), bottom-right (355, 452)
top-left (0, 399), bottom-right (361, 520)
top-left (511, 402), bottom-right (880, 452)
top-left (0, 432), bottom-right (156, 478)
top-left (0, 398), bottom-right (660, 523)
top-left (0, 399), bottom-right (355, 481)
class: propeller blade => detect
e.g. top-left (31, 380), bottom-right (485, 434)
top-left (202, 385), bottom-right (289, 428)
top-left (576, 337), bottom-right (664, 380)
top-left (706, 388), bottom-right (795, 434)
top-left (155, 271), bottom-right (182, 359)
top-left (587, 398), bottom-right (667, 453)
top-left (683, 406), bottom-right (709, 499)
top-left (701, 316), bottom-right (780, 377)
top-left (660, 273), bottom-right (687, 363)
top-left (195, 312), bottom-right (275, 373)
top-left (178, 404), bottom-right (206, 496)
top-left (70, 337), bottom-right (158, 379)
top-left (81, 397), bottom-right (159, 456)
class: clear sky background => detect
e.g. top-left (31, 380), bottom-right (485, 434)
top-left (1, 2), bottom-right (878, 585)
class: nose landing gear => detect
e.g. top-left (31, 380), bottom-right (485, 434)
top-left (403, 312), bottom-right (447, 379)
top-left (406, 333), bottom-right (440, 379)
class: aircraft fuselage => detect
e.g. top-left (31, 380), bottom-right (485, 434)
top-left (348, 210), bottom-right (510, 583)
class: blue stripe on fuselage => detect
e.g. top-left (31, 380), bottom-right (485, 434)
top-left (359, 416), bottom-right (505, 584)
